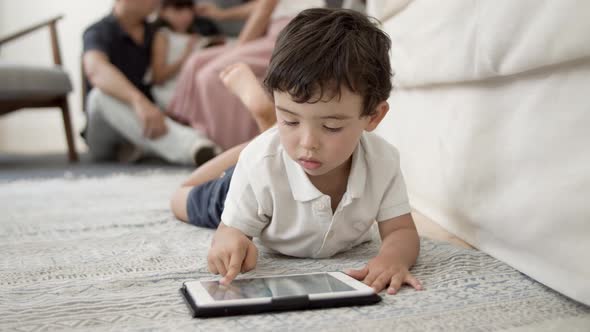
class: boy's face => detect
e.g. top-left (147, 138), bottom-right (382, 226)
top-left (275, 87), bottom-right (387, 179)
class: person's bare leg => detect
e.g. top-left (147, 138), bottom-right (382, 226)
top-left (219, 62), bottom-right (276, 132)
top-left (170, 142), bottom-right (248, 222)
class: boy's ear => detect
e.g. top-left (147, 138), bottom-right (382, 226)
top-left (364, 101), bottom-right (389, 132)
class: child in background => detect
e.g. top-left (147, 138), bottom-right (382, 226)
top-left (171, 8), bottom-right (423, 295)
top-left (150, 0), bottom-right (222, 109)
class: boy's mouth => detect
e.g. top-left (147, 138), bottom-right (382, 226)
top-left (298, 158), bottom-right (322, 170)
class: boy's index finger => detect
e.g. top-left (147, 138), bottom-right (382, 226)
top-left (220, 248), bottom-right (246, 285)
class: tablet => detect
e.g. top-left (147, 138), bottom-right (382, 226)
top-left (180, 271), bottom-right (381, 318)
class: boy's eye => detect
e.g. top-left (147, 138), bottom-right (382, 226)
top-left (282, 120), bottom-right (299, 126)
top-left (323, 126), bottom-right (343, 132)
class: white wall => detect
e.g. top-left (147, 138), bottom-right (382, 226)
top-left (0, 0), bottom-right (113, 154)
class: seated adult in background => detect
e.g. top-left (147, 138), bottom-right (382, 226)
top-left (82, 0), bottom-right (218, 165)
top-left (166, 0), bottom-right (325, 152)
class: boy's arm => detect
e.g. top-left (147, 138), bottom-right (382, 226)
top-left (377, 213), bottom-right (420, 269)
top-left (346, 213), bottom-right (422, 294)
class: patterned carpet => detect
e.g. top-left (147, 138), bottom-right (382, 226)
top-left (1, 173), bottom-right (589, 331)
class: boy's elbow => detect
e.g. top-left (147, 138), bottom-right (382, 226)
top-left (170, 187), bottom-right (190, 222)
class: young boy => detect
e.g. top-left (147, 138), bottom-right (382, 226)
top-left (171, 8), bottom-right (422, 295)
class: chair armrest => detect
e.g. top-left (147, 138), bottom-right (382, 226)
top-left (0, 15), bottom-right (63, 45)
top-left (0, 15), bottom-right (64, 65)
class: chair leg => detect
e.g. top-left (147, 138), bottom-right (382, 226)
top-left (60, 98), bottom-right (78, 162)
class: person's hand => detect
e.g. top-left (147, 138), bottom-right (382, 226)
top-left (131, 95), bottom-right (168, 139)
top-left (207, 223), bottom-right (258, 285)
top-left (195, 3), bottom-right (225, 20)
top-left (345, 255), bottom-right (422, 294)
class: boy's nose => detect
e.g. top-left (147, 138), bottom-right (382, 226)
top-left (300, 129), bottom-right (320, 151)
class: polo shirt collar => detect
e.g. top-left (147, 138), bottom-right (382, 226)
top-left (282, 138), bottom-right (367, 202)
top-left (283, 150), bottom-right (324, 202)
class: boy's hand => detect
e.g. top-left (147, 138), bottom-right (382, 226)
top-left (345, 254), bottom-right (422, 295)
top-left (207, 223), bottom-right (258, 285)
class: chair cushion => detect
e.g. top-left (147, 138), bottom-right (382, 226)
top-left (0, 62), bottom-right (72, 100)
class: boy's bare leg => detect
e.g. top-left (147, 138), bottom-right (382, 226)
top-left (219, 62), bottom-right (276, 132)
top-left (170, 142), bottom-right (248, 222)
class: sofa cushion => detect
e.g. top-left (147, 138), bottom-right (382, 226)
top-left (368, 0), bottom-right (590, 306)
top-left (370, 0), bottom-right (590, 88)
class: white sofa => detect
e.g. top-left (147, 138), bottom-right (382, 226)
top-left (369, 0), bottom-right (590, 305)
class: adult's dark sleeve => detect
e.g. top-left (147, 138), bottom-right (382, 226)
top-left (83, 23), bottom-right (110, 54)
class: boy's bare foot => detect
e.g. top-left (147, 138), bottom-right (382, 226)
top-left (220, 63), bottom-right (276, 132)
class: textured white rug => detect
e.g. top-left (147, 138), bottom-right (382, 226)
top-left (1, 172), bottom-right (589, 331)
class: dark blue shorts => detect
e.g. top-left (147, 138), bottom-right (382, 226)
top-left (186, 166), bottom-right (235, 229)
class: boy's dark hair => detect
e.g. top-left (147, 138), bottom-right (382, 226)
top-left (264, 8), bottom-right (392, 117)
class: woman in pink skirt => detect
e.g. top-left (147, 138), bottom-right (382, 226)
top-left (166, 0), bottom-right (325, 151)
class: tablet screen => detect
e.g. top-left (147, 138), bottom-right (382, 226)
top-left (201, 273), bottom-right (355, 301)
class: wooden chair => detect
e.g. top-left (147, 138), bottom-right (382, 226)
top-left (0, 15), bottom-right (78, 162)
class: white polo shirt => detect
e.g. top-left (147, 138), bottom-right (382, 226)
top-left (221, 127), bottom-right (411, 258)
